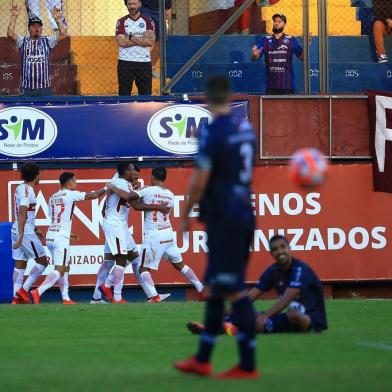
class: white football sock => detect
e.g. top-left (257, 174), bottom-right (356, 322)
top-left (180, 265), bottom-right (204, 293)
top-left (38, 270), bottom-right (61, 296)
top-left (13, 268), bottom-right (25, 297)
top-left (58, 272), bottom-right (70, 301)
top-left (112, 265), bottom-right (125, 302)
top-left (131, 257), bottom-right (151, 299)
top-left (140, 271), bottom-right (158, 298)
top-left (92, 260), bottom-right (114, 300)
top-left (23, 263), bottom-right (46, 291)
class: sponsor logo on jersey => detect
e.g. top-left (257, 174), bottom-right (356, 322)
top-left (0, 107), bottom-right (57, 157)
top-left (147, 105), bottom-right (213, 155)
top-left (276, 45), bottom-right (288, 50)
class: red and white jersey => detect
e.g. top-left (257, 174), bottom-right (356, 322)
top-left (104, 177), bottom-right (133, 228)
top-left (47, 189), bottom-right (86, 238)
top-left (12, 183), bottom-right (37, 234)
top-left (115, 13), bottom-right (155, 62)
top-left (138, 185), bottom-right (174, 235)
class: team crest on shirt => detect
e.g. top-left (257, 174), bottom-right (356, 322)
top-left (139, 23), bottom-right (145, 28)
top-left (283, 38), bottom-right (289, 44)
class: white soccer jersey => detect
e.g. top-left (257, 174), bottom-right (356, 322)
top-left (104, 177), bottom-right (133, 228)
top-left (12, 183), bottom-right (37, 234)
top-left (47, 189), bottom-right (86, 238)
top-left (138, 186), bottom-right (174, 235)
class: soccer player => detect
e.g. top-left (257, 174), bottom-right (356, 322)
top-left (7, 4), bottom-right (67, 97)
top-left (98, 162), bottom-right (169, 303)
top-left (29, 172), bottom-right (107, 304)
top-left (25, 1), bottom-right (67, 31)
top-left (187, 235), bottom-right (328, 335)
top-left (137, 167), bottom-right (204, 303)
top-left (174, 76), bottom-right (258, 379)
top-left (12, 163), bottom-right (48, 304)
top-left (251, 14), bottom-right (303, 94)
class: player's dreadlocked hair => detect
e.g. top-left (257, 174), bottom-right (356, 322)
top-left (205, 75), bottom-right (232, 105)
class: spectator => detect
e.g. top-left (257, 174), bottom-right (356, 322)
top-left (7, 4), bottom-right (67, 97)
top-left (373, 0), bottom-right (392, 63)
top-left (25, 0), bottom-right (67, 31)
top-left (116, 0), bottom-right (156, 95)
top-left (139, 0), bottom-right (172, 77)
top-left (251, 14), bottom-right (303, 95)
top-left (234, 0), bottom-right (252, 35)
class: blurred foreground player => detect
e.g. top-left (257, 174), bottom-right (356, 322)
top-left (174, 76), bottom-right (258, 379)
top-left (188, 235), bottom-right (328, 335)
top-left (30, 172), bottom-right (107, 304)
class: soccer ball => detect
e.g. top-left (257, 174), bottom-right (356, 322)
top-left (287, 301), bottom-right (306, 314)
top-left (288, 148), bottom-right (328, 188)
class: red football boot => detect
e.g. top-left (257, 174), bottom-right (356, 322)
top-left (174, 356), bottom-right (211, 377)
top-left (113, 298), bottom-right (127, 304)
top-left (16, 287), bottom-right (31, 304)
top-left (99, 283), bottom-right (114, 303)
top-left (214, 365), bottom-right (260, 380)
top-left (223, 322), bottom-right (238, 336)
top-left (30, 289), bottom-right (40, 304)
top-left (63, 299), bottom-right (77, 305)
top-left (148, 295), bottom-right (161, 303)
top-left (11, 297), bottom-right (23, 305)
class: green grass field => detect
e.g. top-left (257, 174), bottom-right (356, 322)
top-left (1, 300), bottom-right (392, 392)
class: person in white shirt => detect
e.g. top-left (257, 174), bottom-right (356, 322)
top-left (13, 163), bottom-right (49, 304)
top-left (138, 167), bottom-right (204, 302)
top-left (98, 162), bottom-right (170, 303)
top-left (29, 172), bottom-right (107, 304)
top-left (91, 164), bottom-right (171, 303)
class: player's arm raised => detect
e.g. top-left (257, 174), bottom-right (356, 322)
top-left (259, 287), bottom-right (301, 320)
top-left (51, 7), bottom-right (67, 40)
top-left (7, 4), bottom-right (21, 44)
top-left (13, 205), bottom-right (28, 249)
top-left (108, 184), bottom-right (140, 201)
top-left (84, 187), bottom-right (108, 200)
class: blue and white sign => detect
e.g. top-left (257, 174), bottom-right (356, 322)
top-left (0, 100), bottom-right (249, 160)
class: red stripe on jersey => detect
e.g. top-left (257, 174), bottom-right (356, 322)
top-left (115, 15), bottom-right (127, 35)
top-left (27, 203), bottom-right (36, 212)
top-left (25, 186), bottom-right (29, 197)
top-left (31, 241), bottom-right (39, 259)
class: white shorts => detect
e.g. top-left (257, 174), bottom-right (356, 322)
top-left (11, 227), bottom-right (46, 261)
top-left (141, 230), bottom-right (182, 270)
top-left (46, 233), bottom-right (70, 266)
top-left (103, 220), bottom-right (134, 256)
top-left (103, 229), bottom-right (138, 255)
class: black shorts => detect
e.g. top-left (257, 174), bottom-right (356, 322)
top-left (117, 60), bottom-right (152, 96)
top-left (204, 211), bottom-right (255, 294)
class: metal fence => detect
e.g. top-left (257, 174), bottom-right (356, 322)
top-left (0, 0), bottom-right (391, 96)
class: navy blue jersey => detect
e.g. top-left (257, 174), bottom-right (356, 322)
top-left (256, 258), bottom-right (327, 329)
top-left (256, 33), bottom-right (303, 90)
top-left (196, 113), bottom-right (255, 222)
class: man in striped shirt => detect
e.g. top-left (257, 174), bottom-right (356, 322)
top-left (7, 4), bottom-right (67, 97)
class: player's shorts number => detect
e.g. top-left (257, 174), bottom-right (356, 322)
top-left (239, 142), bottom-right (253, 183)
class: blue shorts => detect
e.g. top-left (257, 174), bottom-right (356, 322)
top-left (204, 212), bottom-right (254, 295)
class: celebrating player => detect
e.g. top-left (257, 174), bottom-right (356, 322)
top-left (29, 172), bottom-right (107, 304)
top-left (97, 162), bottom-right (169, 303)
top-left (12, 163), bottom-right (49, 304)
top-left (175, 76), bottom-right (258, 379)
top-left (188, 235), bottom-right (328, 335)
top-left (137, 167), bottom-right (204, 303)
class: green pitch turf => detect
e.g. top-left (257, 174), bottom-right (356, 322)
top-left (0, 300), bottom-right (392, 392)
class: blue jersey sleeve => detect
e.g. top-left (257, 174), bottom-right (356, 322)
top-left (195, 125), bottom-right (215, 171)
top-left (289, 264), bottom-right (306, 289)
top-left (292, 37), bottom-right (303, 58)
top-left (256, 266), bottom-right (274, 291)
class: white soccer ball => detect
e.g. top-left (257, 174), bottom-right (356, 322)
top-left (287, 301), bottom-right (306, 314)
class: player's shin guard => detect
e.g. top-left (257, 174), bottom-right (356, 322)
top-left (196, 297), bottom-right (224, 363)
top-left (111, 265), bottom-right (125, 302)
top-left (13, 268), bottom-right (25, 297)
top-left (38, 270), bottom-right (61, 296)
top-left (180, 265), bottom-right (204, 293)
top-left (23, 263), bottom-right (46, 291)
top-left (58, 272), bottom-right (70, 301)
top-left (232, 297), bottom-right (256, 372)
top-left (132, 259), bottom-right (151, 298)
top-left (263, 313), bottom-right (292, 333)
top-left (92, 260), bottom-right (114, 300)
top-left (140, 271), bottom-right (158, 298)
